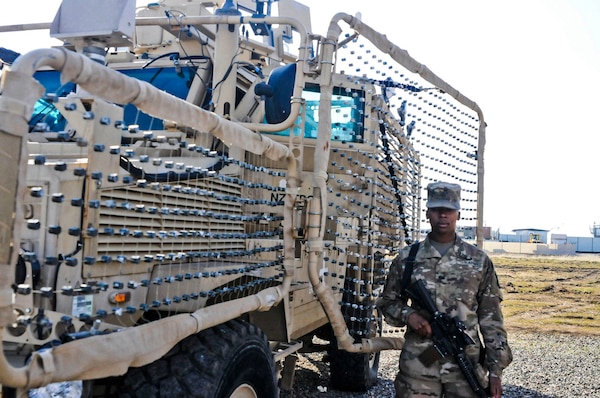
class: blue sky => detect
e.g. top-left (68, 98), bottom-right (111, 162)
top-left (2, 0), bottom-right (599, 237)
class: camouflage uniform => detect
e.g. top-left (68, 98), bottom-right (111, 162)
top-left (377, 182), bottom-right (512, 398)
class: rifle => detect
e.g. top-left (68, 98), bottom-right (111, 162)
top-left (406, 279), bottom-right (488, 398)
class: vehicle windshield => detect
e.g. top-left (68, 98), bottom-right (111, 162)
top-left (29, 66), bottom-right (195, 133)
top-left (265, 84), bottom-right (365, 142)
top-left (304, 85), bottom-right (365, 142)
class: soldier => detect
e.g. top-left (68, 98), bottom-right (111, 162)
top-left (377, 182), bottom-right (512, 398)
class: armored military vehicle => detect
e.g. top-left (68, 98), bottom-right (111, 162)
top-left (0, 0), bottom-right (485, 396)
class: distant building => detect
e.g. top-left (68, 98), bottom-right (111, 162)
top-left (499, 228), bottom-right (549, 243)
top-left (490, 227), bottom-right (600, 254)
top-left (458, 226), bottom-right (491, 240)
top-left (458, 226), bottom-right (475, 240)
top-left (513, 228), bottom-right (549, 243)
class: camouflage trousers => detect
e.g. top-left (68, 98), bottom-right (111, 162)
top-left (394, 371), bottom-right (480, 398)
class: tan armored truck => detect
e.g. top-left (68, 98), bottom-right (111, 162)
top-left (0, 0), bottom-right (486, 396)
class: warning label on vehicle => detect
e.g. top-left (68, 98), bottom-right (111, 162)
top-left (72, 295), bottom-right (93, 318)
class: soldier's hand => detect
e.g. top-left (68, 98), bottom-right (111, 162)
top-left (407, 312), bottom-right (432, 338)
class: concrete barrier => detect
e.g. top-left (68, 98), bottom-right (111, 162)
top-left (482, 241), bottom-right (577, 256)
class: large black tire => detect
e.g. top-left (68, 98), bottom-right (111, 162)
top-left (105, 319), bottom-right (278, 398)
top-left (329, 300), bottom-right (382, 392)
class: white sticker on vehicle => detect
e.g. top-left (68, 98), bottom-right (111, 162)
top-left (72, 295), bottom-right (93, 318)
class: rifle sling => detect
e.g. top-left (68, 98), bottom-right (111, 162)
top-left (400, 241), bottom-right (420, 298)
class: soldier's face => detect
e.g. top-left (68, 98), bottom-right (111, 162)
top-left (426, 207), bottom-right (459, 236)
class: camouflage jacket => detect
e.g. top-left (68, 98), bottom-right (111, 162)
top-left (376, 235), bottom-right (513, 381)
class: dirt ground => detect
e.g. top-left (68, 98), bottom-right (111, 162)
top-left (491, 254), bottom-right (600, 336)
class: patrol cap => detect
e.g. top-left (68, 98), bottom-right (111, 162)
top-left (426, 182), bottom-right (461, 210)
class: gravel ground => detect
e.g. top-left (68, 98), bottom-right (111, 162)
top-left (281, 331), bottom-right (600, 398)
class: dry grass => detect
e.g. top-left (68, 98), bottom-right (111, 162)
top-left (492, 254), bottom-right (600, 336)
